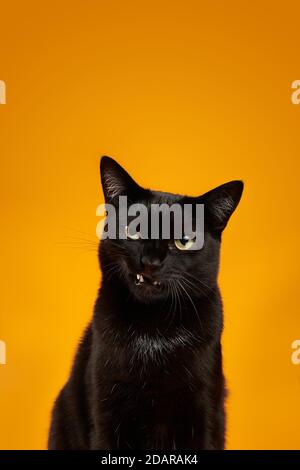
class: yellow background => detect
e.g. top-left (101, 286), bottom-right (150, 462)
top-left (1, 0), bottom-right (300, 450)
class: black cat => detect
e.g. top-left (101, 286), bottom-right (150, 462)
top-left (48, 156), bottom-right (243, 450)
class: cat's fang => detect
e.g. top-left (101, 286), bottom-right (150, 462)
top-left (135, 273), bottom-right (144, 285)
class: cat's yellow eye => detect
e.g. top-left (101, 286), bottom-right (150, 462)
top-left (174, 237), bottom-right (195, 250)
top-left (124, 225), bottom-right (141, 240)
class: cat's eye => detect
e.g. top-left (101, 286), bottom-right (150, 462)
top-left (124, 225), bottom-right (141, 240)
top-left (174, 236), bottom-right (196, 251)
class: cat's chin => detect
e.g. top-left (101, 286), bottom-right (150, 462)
top-left (126, 272), bottom-right (165, 303)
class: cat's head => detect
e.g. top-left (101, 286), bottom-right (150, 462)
top-left (99, 156), bottom-right (243, 304)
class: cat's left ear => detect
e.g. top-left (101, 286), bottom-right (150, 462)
top-left (202, 180), bottom-right (244, 231)
top-left (100, 156), bottom-right (142, 203)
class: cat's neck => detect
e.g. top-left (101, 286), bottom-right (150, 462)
top-left (94, 278), bottom-right (221, 341)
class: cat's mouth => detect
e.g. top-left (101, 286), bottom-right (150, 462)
top-left (135, 273), bottom-right (161, 288)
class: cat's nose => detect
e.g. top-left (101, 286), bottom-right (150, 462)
top-left (140, 255), bottom-right (161, 273)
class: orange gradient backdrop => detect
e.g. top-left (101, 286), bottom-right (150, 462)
top-left (1, 0), bottom-right (300, 450)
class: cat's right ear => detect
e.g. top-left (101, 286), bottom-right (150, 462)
top-left (201, 180), bottom-right (244, 232)
top-left (100, 156), bottom-right (141, 203)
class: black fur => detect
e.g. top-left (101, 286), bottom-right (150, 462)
top-left (48, 157), bottom-right (243, 450)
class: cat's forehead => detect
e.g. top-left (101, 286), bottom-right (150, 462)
top-left (143, 190), bottom-right (185, 206)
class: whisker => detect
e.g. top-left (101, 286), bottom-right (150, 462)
top-left (176, 278), bottom-right (204, 333)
